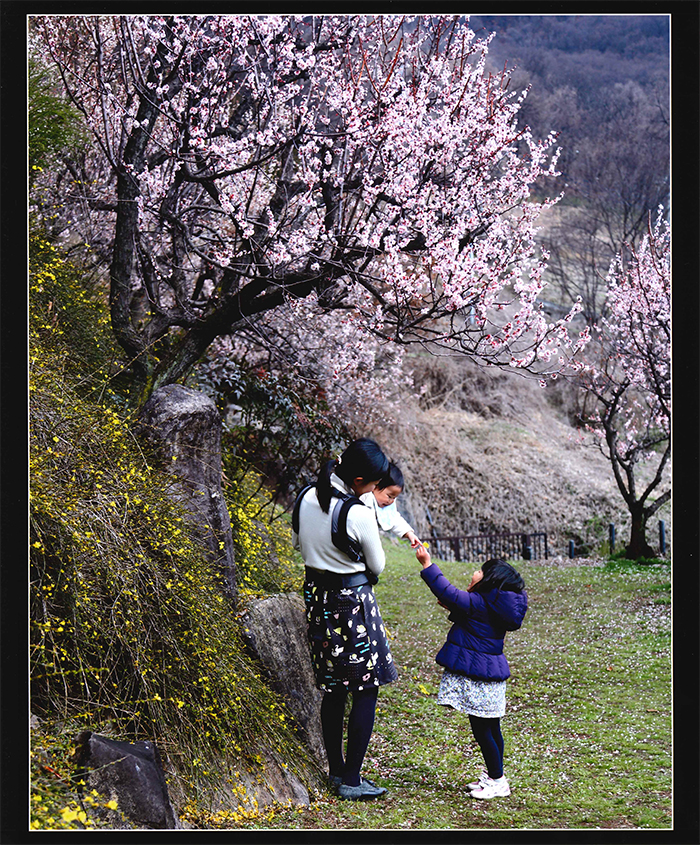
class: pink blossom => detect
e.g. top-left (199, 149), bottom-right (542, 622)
top-left (32, 14), bottom-right (589, 394)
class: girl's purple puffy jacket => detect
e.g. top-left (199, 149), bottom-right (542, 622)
top-left (420, 562), bottom-right (528, 681)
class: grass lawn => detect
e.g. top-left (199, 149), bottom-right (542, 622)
top-left (242, 541), bottom-right (672, 831)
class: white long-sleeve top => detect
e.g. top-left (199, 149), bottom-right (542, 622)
top-left (292, 474), bottom-right (386, 577)
top-left (360, 493), bottom-right (414, 539)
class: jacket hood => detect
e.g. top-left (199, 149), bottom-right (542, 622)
top-left (483, 587), bottom-right (528, 631)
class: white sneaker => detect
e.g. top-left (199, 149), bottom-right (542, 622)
top-left (470, 775), bottom-right (511, 799)
top-left (467, 770), bottom-right (489, 791)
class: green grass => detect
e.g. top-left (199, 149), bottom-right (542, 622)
top-left (238, 541), bottom-right (672, 830)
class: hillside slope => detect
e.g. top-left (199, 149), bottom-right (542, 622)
top-left (372, 355), bottom-right (669, 557)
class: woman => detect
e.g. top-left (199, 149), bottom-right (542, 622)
top-left (416, 547), bottom-right (528, 799)
top-left (293, 438), bottom-right (397, 801)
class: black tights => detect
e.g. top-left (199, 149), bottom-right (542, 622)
top-left (321, 686), bottom-right (378, 787)
top-left (469, 715), bottom-right (504, 779)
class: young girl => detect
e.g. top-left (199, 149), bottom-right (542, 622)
top-left (293, 438), bottom-right (398, 801)
top-left (361, 462), bottom-right (421, 549)
top-left (415, 545), bottom-right (528, 799)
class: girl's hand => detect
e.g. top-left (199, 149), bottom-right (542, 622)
top-left (405, 531), bottom-right (421, 548)
top-left (416, 544), bottom-right (432, 569)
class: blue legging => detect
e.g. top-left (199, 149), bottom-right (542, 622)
top-left (469, 715), bottom-right (504, 779)
top-left (321, 686), bottom-right (378, 787)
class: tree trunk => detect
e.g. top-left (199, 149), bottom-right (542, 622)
top-left (625, 503), bottom-right (656, 560)
top-left (110, 167), bottom-right (150, 392)
top-left (136, 385), bottom-right (237, 604)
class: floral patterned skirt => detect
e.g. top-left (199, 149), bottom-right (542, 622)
top-left (437, 669), bottom-right (506, 718)
top-left (303, 575), bottom-right (398, 693)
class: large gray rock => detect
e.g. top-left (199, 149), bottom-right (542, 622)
top-left (134, 387), bottom-right (327, 808)
top-left (137, 385), bottom-right (236, 602)
top-left (73, 732), bottom-right (181, 829)
top-left (242, 593), bottom-right (326, 769)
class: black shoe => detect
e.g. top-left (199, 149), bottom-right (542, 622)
top-left (328, 774), bottom-right (342, 793)
top-left (337, 777), bottom-right (387, 801)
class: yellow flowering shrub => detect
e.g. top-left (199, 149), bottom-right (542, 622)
top-left (29, 237), bottom-right (311, 828)
top-left (226, 465), bottom-right (303, 598)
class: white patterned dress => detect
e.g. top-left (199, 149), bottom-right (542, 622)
top-left (437, 670), bottom-right (506, 718)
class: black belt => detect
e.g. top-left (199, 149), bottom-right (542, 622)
top-left (305, 568), bottom-right (371, 589)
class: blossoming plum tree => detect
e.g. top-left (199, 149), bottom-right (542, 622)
top-left (577, 209), bottom-right (670, 559)
top-left (34, 14), bottom-right (588, 408)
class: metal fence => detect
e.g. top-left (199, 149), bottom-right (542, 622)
top-left (424, 520), bottom-right (669, 563)
top-left (428, 531), bottom-right (548, 563)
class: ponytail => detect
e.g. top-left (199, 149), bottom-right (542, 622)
top-left (315, 439), bottom-right (388, 513)
top-left (316, 458), bottom-right (340, 513)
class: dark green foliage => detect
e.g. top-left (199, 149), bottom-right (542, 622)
top-left (29, 55), bottom-right (87, 187)
top-left (198, 360), bottom-right (350, 513)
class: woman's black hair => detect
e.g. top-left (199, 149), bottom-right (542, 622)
top-left (377, 462), bottom-right (404, 492)
top-left (473, 559), bottom-right (525, 594)
top-left (316, 438), bottom-right (389, 513)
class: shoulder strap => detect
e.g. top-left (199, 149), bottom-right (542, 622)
top-left (330, 492), bottom-right (366, 564)
top-left (292, 484), bottom-right (315, 535)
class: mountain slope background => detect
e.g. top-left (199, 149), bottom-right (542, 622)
top-left (371, 351), bottom-right (671, 558)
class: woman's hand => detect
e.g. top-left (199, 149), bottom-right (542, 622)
top-left (416, 544), bottom-right (432, 569)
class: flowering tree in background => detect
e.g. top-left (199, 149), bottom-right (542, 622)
top-left (201, 295), bottom-right (411, 433)
top-left (578, 209), bottom-right (670, 559)
top-left (33, 14), bottom-right (588, 408)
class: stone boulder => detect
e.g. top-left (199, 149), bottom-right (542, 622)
top-left (137, 385), bottom-right (236, 601)
top-left (242, 593), bottom-right (326, 769)
top-left (73, 732), bottom-right (181, 829)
